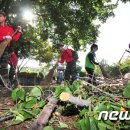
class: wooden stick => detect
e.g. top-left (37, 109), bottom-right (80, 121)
top-left (31, 96), bottom-right (58, 130)
top-left (60, 92), bottom-right (91, 107)
top-left (0, 115), bottom-right (14, 122)
top-left (0, 29), bottom-right (18, 58)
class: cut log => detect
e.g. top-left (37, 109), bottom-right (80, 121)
top-left (31, 96), bottom-right (58, 130)
top-left (60, 92), bottom-right (91, 107)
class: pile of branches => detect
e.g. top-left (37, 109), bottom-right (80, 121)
top-left (1, 80), bottom-right (130, 130)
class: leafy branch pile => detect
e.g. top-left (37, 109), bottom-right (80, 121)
top-left (1, 81), bottom-right (130, 130)
top-left (54, 82), bottom-right (130, 130)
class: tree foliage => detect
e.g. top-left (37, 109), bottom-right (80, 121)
top-left (0, 0), bottom-right (127, 62)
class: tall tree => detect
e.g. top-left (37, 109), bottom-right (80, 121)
top-left (0, 0), bottom-right (128, 62)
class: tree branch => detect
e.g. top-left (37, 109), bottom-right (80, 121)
top-left (60, 92), bottom-right (91, 107)
top-left (31, 96), bottom-right (58, 130)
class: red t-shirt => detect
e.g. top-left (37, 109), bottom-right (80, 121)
top-left (0, 24), bottom-right (21, 46)
top-left (59, 49), bottom-right (74, 63)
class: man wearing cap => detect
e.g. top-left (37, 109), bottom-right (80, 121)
top-left (56, 44), bottom-right (77, 84)
top-left (0, 11), bottom-right (22, 89)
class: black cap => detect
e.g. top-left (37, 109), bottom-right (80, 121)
top-left (0, 11), bottom-right (6, 16)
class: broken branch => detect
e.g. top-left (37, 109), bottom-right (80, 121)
top-left (60, 92), bottom-right (91, 107)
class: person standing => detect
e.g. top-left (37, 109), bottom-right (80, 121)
top-left (85, 44), bottom-right (99, 85)
top-left (56, 44), bottom-right (77, 84)
top-left (57, 64), bottom-right (65, 84)
top-left (0, 11), bottom-right (21, 89)
top-left (8, 51), bottom-right (18, 85)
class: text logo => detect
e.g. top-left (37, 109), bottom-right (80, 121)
top-left (98, 107), bottom-right (130, 120)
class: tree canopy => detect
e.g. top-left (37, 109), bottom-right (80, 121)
top-left (0, 0), bottom-right (128, 63)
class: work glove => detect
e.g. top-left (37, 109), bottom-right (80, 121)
top-left (17, 26), bottom-right (22, 33)
top-left (3, 35), bottom-right (12, 41)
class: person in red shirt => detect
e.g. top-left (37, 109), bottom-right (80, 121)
top-left (8, 51), bottom-right (18, 85)
top-left (0, 11), bottom-right (21, 88)
top-left (56, 44), bottom-right (77, 84)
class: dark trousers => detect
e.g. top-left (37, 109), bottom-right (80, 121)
top-left (85, 67), bottom-right (97, 85)
top-left (65, 61), bottom-right (76, 84)
top-left (9, 64), bottom-right (16, 84)
top-left (0, 48), bottom-right (9, 85)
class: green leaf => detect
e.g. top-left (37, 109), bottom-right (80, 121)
top-left (89, 117), bottom-right (98, 130)
top-left (84, 117), bottom-right (90, 130)
top-left (59, 121), bottom-right (68, 129)
top-left (37, 101), bottom-right (45, 107)
top-left (127, 100), bottom-right (130, 107)
top-left (29, 86), bottom-right (42, 97)
top-left (17, 103), bottom-right (25, 109)
top-left (63, 86), bottom-right (71, 93)
top-left (32, 108), bottom-right (41, 115)
top-left (98, 122), bottom-right (107, 130)
top-left (15, 114), bottom-right (25, 122)
top-left (123, 83), bottom-right (130, 98)
top-left (11, 88), bottom-right (19, 101)
top-left (8, 119), bottom-right (23, 126)
top-left (19, 110), bottom-right (33, 119)
top-left (71, 80), bottom-right (81, 93)
top-left (103, 120), bottom-right (114, 126)
top-left (74, 122), bottom-right (81, 130)
top-left (98, 96), bottom-right (106, 101)
top-left (55, 86), bottom-right (63, 97)
top-left (79, 119), bottom-right (87, 130)
top-left (26, 96), bottom-right (37, 102)
top-left (79, 108), bottom-right (89, 117)
top-left (25, 100), bottom-right (35, 109)
top-left (17, 89), bottom-right (25, 101)
top-left (95, 102), bottom-right (107, 112)
top-left (43, 126), bottom-right (54, 130)
top-left (110, 105), bottom-right (120, 111)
